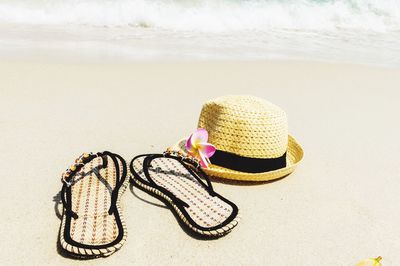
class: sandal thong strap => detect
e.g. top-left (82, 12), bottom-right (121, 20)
top-left (60, 151), bottom-right (125, 219)
top-left (61, 152), bottom-right (105, 187)
top-left (163, 150), bottom-right (216, 195)
top-left (142, 152), bottom-right (217, 209)
top-left (107, 152), bottom-right (127, 215)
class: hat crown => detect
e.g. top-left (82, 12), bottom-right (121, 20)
top-left (197, 95), bottom-right (288, 158)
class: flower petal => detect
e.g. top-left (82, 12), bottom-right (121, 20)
top-left (199, 143), bottom-right (216, 158)
top-left (192, 128), bottom-right (208, 143)
top-left (198, 150), bottom-right (209, 168)
top-left (185, 133), bottom-right (194, 152)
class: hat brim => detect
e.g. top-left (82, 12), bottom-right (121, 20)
top-left (172, 135), bottom-right (303, 182)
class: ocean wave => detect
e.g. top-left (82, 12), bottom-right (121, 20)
top-left (0, 0), bottom-right (399, 32)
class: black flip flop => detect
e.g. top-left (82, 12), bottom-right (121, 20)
top-left (130, 151), bottom-right (240, 238)
top-left (59, 151), bottom-right (128, 258)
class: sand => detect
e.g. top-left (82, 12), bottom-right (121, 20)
top-left (0, 60), bottom-right (399, 265)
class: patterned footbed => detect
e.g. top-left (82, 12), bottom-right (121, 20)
top-left (60, 153), bottom-right (127, 256)
top-left (131, 155), bottom-right (236, 229)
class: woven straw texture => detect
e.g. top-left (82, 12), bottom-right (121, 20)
top-left (198, 95), bottom-right (288, 158)
top-left (131, 155), bottom-right (239, 236)
top-left (60, 154), bottom-right (128, 258)
top-left (173, 95), bottom-right (303, 181)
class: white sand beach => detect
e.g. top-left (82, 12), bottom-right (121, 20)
top-left (0, 60), bottom-right (399, 265)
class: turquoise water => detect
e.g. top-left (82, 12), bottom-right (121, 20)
top-left (0, 0), bottom-right (399, 65)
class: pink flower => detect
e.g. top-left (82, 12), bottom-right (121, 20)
top-left (185, 128), bottom-right (216, 168)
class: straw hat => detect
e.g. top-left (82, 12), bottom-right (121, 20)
top-left (173, 95), bottom-right (303, 181)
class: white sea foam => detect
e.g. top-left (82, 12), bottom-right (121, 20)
top-left (0, 0), bottom-right (399, 66)
top-left (0, 0), bottom-right (399, 32)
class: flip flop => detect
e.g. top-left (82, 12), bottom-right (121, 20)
top-left (59, 151), bottom-right (128, 258)
top-left (130, 151), bottom-right (239, 238)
